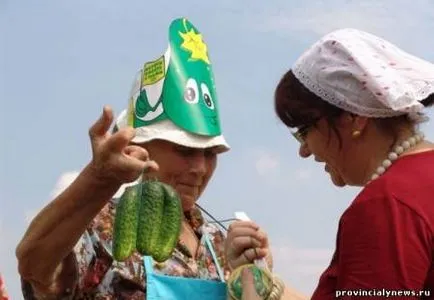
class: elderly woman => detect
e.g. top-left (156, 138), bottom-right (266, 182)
top-left (227, 28), bottom-right (434, 299)
top-left (16, 18), bottom-right (271, 300)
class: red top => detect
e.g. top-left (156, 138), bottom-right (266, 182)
top-left (0, 273), bottom-right (9, 300)
top-left (312, 150), bottom-right (434, 299)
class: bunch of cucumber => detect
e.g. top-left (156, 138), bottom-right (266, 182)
top-left (112, 180), bottom-right (183, 262)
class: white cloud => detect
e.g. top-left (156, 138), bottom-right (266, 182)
top-left (24, 171), bottom-right (80, 224)
top-left (24, 170), bottom-right (140, 224)
top-left (255, 152), bottom-right (279, 177)
top-left (49, 171), bottom-right (80, 198)
top-left (271, 241), bottom-right (333, 295)
top-left (50, 171), bottom-right (139, 199)
top-left (24, 211), bottom-right (36, 225)
top-left (294, 168), bottom-right (312, 180)
top-left (248, 148), bottom-right (318, 186)
top-left (272, 244), bottom-right (333, 276)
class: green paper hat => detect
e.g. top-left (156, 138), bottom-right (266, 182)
top-left (116, 17), bottom-right (229, 152)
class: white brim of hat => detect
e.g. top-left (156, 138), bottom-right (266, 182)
top-left (115, 109), bottom-right (230, 154)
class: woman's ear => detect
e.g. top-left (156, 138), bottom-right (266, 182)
top-left (352, 115), bottom-right (369, 134)
top-left (338, 112), bottom-right (369, 133)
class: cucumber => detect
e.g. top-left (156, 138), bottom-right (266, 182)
top-left (112, 179), bottom-right (183, 263)
top-left (112, 185), bottom-right (140, 261)
top-left (136, 181), bottom-right (165, 256)
top-left (153, 183), bottom-right (183, 262)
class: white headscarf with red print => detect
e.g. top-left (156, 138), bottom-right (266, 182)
top-left (292, 28), bottom-right (434, 123)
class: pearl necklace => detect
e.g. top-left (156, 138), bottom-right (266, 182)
top-left (369, 131), bottom-right (425, 182)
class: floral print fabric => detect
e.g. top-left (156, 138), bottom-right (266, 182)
top-left (21, 198), bottom-right (230, 299)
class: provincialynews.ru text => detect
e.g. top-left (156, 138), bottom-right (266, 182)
top-left (336, 288), bottom-right (431, 298)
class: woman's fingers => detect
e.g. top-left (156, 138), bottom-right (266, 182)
top-left (225, 220), bottom-right (272, 271)
top-left (106, 127), bottom-right (136, 153)
top-left (230, 247), bottom-right (268, 268)
top-left (228, 227), bottom-right (269, 251)
top-left (89, 106), bottom-right (113, 146)
top-left (124, 145), bottom-right (150, 161)
top-left (228, 221), bottom-right (259, 233)
top-left (231, 236), bottom-right (263, 254)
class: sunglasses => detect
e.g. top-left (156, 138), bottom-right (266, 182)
top-left (291, 116), bottom-right (322, 144)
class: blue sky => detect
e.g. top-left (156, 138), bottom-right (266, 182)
top-left (2, 0), bottom-right (434, 298)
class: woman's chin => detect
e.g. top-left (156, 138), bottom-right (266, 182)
top-left (180, 194), bottom-right (198, 212)
top-left (326, 166), bottom-right (346, 187)
top-left (331, 176), bottom-right (346, 187)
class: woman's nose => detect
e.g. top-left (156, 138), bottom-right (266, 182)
top-left (299, 143), bottom-right (312, 158)
top-left (188, 152), bottom-right (207, 175)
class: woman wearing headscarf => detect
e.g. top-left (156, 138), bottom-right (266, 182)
top-left (227, 28), bottom-right (434, 299)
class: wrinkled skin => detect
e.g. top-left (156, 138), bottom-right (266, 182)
top-left (89, 106), bottom-right (160, 185)
top-left (224, 221), bottom-right (272, 272)
top-left (141, 139), bottom-right (219, 212)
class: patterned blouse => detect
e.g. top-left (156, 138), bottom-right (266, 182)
top-left (21, 197), bottom-right (231, 299)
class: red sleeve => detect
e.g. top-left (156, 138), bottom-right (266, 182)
top-left (336, 195), bottom-right (432, 297)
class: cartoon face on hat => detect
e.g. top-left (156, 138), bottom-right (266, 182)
top-left (127, 18), bottom-right (222, 136)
